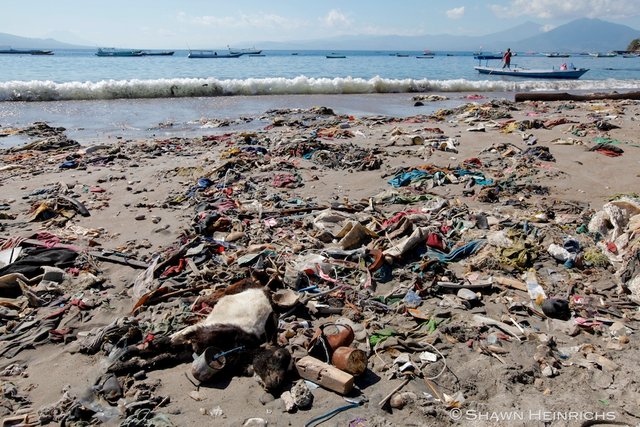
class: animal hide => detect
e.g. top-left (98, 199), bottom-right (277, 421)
top-left (171, 288), bottom-right (272, 351)
top-left (253, 346), bottom-right (292, 392)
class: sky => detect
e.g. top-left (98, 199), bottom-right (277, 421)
top-left (4, 0), bottom-right (640, 49)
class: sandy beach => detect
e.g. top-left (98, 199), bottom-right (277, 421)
top-left (1, 93), bottom-right (639, 427)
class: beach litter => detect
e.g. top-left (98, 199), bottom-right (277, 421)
top-left (0, 98), bottom-right (639, 425)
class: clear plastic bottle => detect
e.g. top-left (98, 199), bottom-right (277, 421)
top-left (524, 270), bottom-right (546, 303)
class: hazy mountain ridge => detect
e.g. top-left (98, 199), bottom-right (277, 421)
top-left (257, 19), bottom-right (639, 52)
top-left (516, 19), bottom-right (640, 51)
top-left (0, 32), bottom-right (87, 49)
top-left (1, 18), bottom-right (638, 52)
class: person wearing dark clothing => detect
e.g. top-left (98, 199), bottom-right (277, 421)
top-left (502, 48), bottom-right (512, 69)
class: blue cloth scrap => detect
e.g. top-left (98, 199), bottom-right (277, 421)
top-left (473, 177), bottom-right (494, 186)
top-left (424, 239), bottom-right (486, 262)
top-left (388, 169), bottom-right (430, 188)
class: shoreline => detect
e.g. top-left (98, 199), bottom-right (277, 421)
top-left (1, 96), bottom-right (639, 426)
top-left (4, 89), bottom-right (637, 147)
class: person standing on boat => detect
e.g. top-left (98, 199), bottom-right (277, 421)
top-left (502, 48), bottom-right (512, 69)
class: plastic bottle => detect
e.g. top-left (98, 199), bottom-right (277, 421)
top-left (524, 270), bottom-right (546, 303)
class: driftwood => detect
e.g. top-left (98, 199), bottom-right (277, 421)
top-left (515, 91), bottom-right (640, 102)
top-left (296, 355), bottom-right (354, 394)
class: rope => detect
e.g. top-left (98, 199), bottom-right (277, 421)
top-left (304, 402), bottom-right (359, 427)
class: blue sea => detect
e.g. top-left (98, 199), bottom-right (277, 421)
top-left (1, 49), bottom-right (639, 145)
top-left (2, 49), bottom-right (640, 100)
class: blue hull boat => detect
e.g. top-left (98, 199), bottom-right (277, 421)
top-left (188, 50), bottom-right (242, 58)
top-left (141, 51), bottom-right (175, 56)
top-left (474, 66), bottom-right (589, 79)
top-left (474, 54), bottom-right (502, 60)
top-left (0, 48), bottom-right (53, 55)
top-left (228, 47), bottom-right (262, 55)
top-left (96, 48), bottom-right (143, 57)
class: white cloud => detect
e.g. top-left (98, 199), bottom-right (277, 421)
top-left (490, 0), bottom-right (639, 20)
top-left (322, 9), bottom-right (352, 27)
top-left (541, 24), bottom-right (556, 32)
top-left (446, 7), bottom-right (466, 20)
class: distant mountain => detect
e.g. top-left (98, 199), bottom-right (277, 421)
top-left (0, 32), bottom-right (87, 49)
top-left (517, 18), bottom-right (640, 52)
top-left (258, 18), bottom-right (638, 52)
top-left (43, 31), bottom-right (96, 47)
top-left (2, 18), bottom-right (638, 53)
top-left (473, 21), bottom-right (544, 47)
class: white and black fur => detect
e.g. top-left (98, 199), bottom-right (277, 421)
top-left (171, 288), bottom-right (273, 353)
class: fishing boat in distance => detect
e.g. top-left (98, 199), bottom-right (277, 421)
top-left (188, 50), bottom-right (242, 58)
top-left (589, 52), bottom-right (618, 57)
top-left (326, 53), bottom-right (346, 58)
top-left (141, 50), bottom-right (175, 56)
top-left (0, 48), bottom-right (53, 55)
top-left (474, 65), bottom-right (589, 79)
top-left (545, 52), bottom-right (571, 57)
top-left (228, 46), bottom-right (262, 55)
top-left (416, 55), bottom-right (434, 59)
top-left (474, 53), bottom-right (502, 60)
top-left (95, 48), bottom-right (144, 57)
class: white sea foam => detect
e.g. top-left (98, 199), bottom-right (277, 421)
top-left (1, 76), bottom-right (640, 101)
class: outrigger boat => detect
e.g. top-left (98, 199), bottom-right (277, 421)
top-left (0, 48), bottom-right (53, 55)
top-left (474, 53), bottom-right (502, 60)
top-left (96, 48), bottom-right (143, 57)
top-left (474, 66), bottom-right (589, 79)
top-left (141, 50), bottom-right (175, 56)
top-left (228, 46), bottom-right (262, 55)
top-left (589, 52), bottom-right (617, 57)
top-left (188, 50), bottom-right (242, 58)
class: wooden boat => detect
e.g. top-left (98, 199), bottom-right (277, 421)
top-left (416, 55), bottom-right (434, 59)
top-left (589, 52), bottom-right (617, 57)
top-left (474, 66), bottom-right (589, 79)
top-left (545, 52), bottom-right (570, 57)
top-left (96, 48), bottom-right (144, 57)
top-left (141, 51), bottom-right (175, 56)
top-left (326, 54), bottom-right (346, 58)
top-left (396, 54), bottom-right (409, 57)
top-left (188, 50), bottom-right (242, 58)
top-left (474, 54), bottom-right (502, 60)
top-left (0, 48), bottom-right (53, 55)
top-left (228, 47), bottom-right (262, 55)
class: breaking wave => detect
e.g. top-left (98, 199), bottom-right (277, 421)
top-left (1, 76), bottom-right (640, 101)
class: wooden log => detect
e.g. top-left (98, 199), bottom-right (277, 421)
top-left (515, 91), bottom-right (640, 102)
top-left (493, 276), bottom-right (528, 292)
top-left (295, 355), bottom-right (354, 395)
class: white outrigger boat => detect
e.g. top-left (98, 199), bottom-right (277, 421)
top-left (474, 66), bottom-right (589, 79)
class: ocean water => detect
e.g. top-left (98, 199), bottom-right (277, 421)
top-left (1, 49), bottom-right (639, 146)
top-left (1, 49), bottom-right (640, 102)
